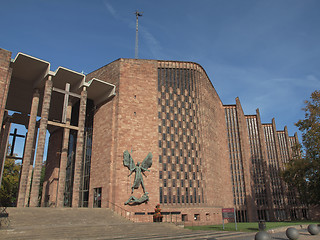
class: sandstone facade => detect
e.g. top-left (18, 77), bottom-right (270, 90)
top-left (0, 49), bottom-right (310, 224)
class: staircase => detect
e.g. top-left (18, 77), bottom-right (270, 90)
top-left (0, 207), bottom-right (184, 239)
top-left (0, 207), bottom-right (254, 240)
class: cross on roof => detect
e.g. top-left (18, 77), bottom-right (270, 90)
top-left (52, 83), bottom-right (81, 124)
top-left (8, 128), bottom-right (25, 159)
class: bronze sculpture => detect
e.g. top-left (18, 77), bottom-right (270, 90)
top-left (124, 192), bottom-right (149, 205)
top-left (123, 150), bottom-right (152, 194)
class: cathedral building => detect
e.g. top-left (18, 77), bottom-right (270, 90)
top-left (0, 48), bottom-right (306, 224)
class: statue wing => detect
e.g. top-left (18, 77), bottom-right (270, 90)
top-left (123, 150), bottom-right (135, 171)
top-left (141, 152), bottom-right (152, 170)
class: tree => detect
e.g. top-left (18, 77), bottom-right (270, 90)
top-left (0, 158), bottom-right (21, 206)
top-left (282, 90), bottom-right (320, 205)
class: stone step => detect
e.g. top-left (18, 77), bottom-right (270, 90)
top-left (6, 207), bottom-right (130, 226)
top-left (0, 208), bottom-right (254, 240)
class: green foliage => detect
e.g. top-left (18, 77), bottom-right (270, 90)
top-left (296, 90), bottom-right (320, 160)
top-left (0, 158), bottom-right (21, 206)
top-left (281, 155), bottom-right (313, 205)
top-left (282, 90), bottom-right (320, 205)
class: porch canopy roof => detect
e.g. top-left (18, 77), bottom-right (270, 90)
top-left (6, 52), bottom-right (115, 122)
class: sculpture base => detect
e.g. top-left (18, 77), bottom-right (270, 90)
top-left (153, 217), bottom-right (163, 222)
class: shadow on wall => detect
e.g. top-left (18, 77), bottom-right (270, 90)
top-left (309, 205), bottom-right (320, 221)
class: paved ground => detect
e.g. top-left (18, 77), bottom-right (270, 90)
top-left (270, 229), bottom-right (320, 240)
top-left (0, 208), bottom-right (319, 240)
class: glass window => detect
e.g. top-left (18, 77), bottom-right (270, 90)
top-left (160, 187), bottom-right (163, 203)
top-left (93, 188), bottom-right (102, 208)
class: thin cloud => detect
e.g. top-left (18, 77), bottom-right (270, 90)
top-left (205, 61), bottom-right (317, 131)
top-left (140, 26), bottom-right (165, 59)
top-left (103, 1), bottom-right (117, 19)
top-left (102, 1), bottom-right (164, 59)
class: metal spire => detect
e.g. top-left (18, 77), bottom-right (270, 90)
top-left (135, 10), bottom-right (143, 59)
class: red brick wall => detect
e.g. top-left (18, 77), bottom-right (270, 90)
top-left (88, 59), bottom-right (234, 224)
top-left (42, 128), bottom-right (63, 206)
top-left (236, 98), bottom-right (258, 221)
top-left (116, 59), bottom-right (160, 212)
top-left (197, 66), bottom-right (234, 209)
top-left (87, 60), bottom-right (120, 208)
top-left (130, 206), bottom-right (223, 225)
top-left (89, 59), bottom-right (160, 213)
top-left (0, 48), bottom-right (12, 126)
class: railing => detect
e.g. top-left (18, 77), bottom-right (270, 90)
top-left (105, 202), bottom-right (185, 225)
top-left (106, 201), bottom-right (133, 221)
top-left (160, 212), bottom-right (182, 225)
top-left (0, 207), bottom-right (10, 228)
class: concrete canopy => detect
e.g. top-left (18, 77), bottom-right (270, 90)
top-left (5, 52), bottom-right (115, 122)
top-left (84, 78), bottom-right (116, 106)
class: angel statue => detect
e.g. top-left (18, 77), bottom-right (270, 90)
top-left (123, 150), bottom-right (152, 194)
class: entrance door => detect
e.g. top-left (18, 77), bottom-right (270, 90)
top-left (93, 188), bottom-right (102, 208)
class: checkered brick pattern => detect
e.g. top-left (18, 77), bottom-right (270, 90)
top-left (157, 62), bottom-right (204, 205)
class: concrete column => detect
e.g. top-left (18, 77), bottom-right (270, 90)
top-left (24, 125), bottom-right (39, 206)
top-left (29, 77), bottom-right (53, 207)
top-left (256, 109), bottom-right (275, 221)
top-left (0, 112), bottom-right (7, 146)
top-left (271, 119), bottom-right (282, 172)
top-left (40, 129), bottom-right (62, 207)
top-left (272, 119), bottom-right (290, 220)
top-left (271, 118), bottom-right (282, 167)
top-left (0, 115), bottom-right (12, 189)
top-left (56, 101), bottom-right (72, 207)
top-left (282, 127), bottom-right (295, 220)
top-left (294, 133), bottom-right (300, 157)
top-left (17, 89), bottom-right (40, 207)
top-left (284, 126), bottom-right (293, 160)
top-left (72, 87), bottom-right (87, 207)
top-left (0, 49), bottom-right (12, 130)
top-left (235, 97), bottom-right (258, 221)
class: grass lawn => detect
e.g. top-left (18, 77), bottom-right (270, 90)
top-left (185, 221), bottom-right (320, 232)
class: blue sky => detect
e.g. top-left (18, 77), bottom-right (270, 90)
top-left (1, 0), bottom-right (320, 156)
